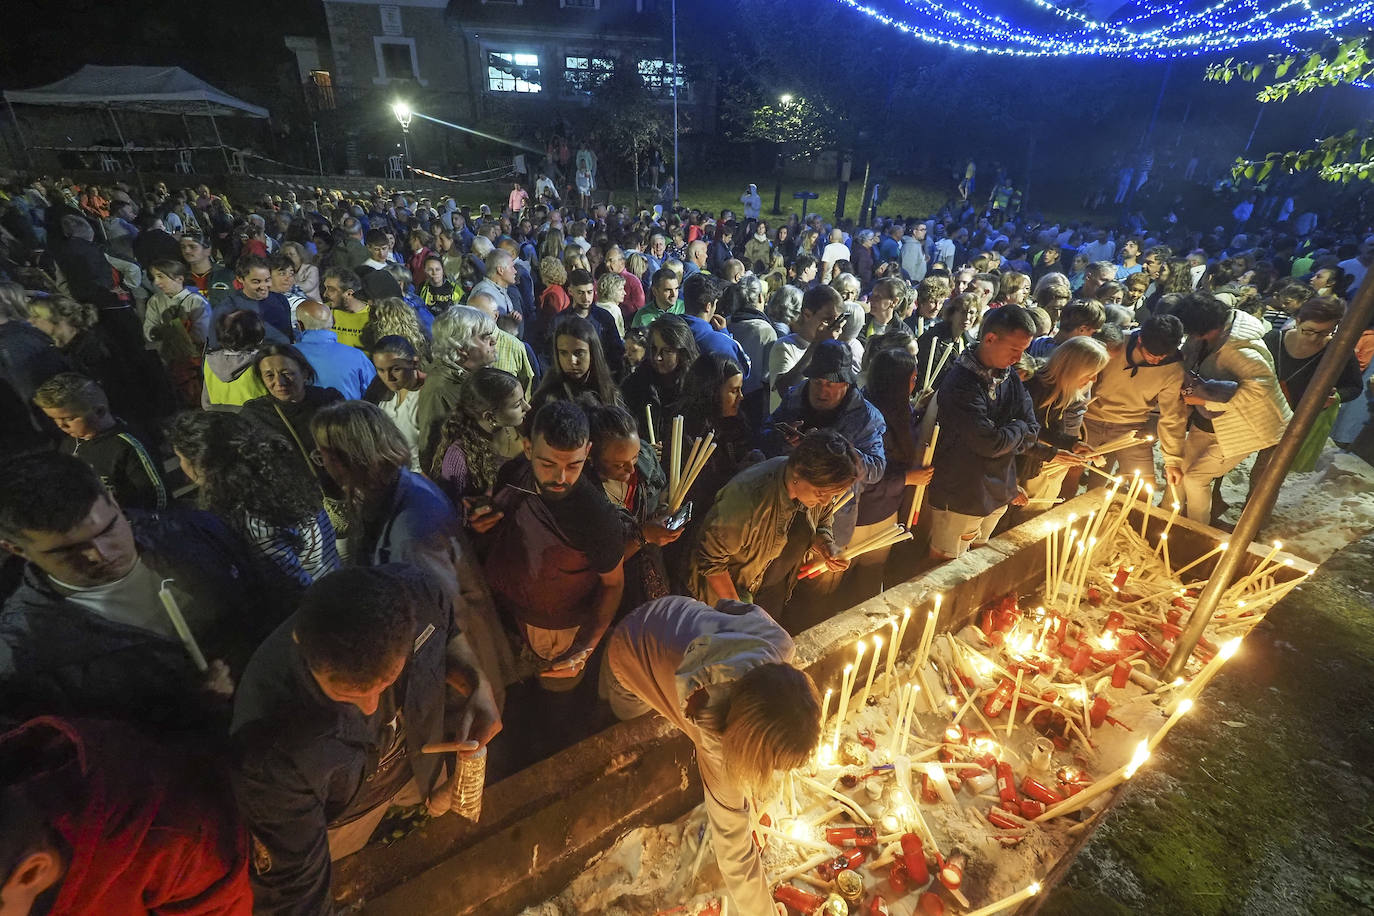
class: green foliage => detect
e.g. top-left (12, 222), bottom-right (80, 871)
top-left (1209, 38), bottom-right (1374, 185)
top-left (736, 95), bottom-right (847, 150)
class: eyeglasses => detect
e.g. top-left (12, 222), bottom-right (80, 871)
top-left (1297, 325), bottom-right (1336, 338)
top-left (309, 449), bottom-right (325, 467)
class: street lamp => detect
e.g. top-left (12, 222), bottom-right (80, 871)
top-left (779, 93), bottom-right (793, 105)
top-left (392, 101), bottom-right (412, 170)
top-left (772, 94), bottom-right (793, 215)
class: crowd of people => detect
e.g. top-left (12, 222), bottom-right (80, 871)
top-left (0, 170), bottom-right (1370, 915)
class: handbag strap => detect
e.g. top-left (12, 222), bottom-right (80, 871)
top-left (273, 402), bottom-right (314, 468)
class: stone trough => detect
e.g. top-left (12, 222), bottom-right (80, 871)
top-left (332, 492), bottom-right (1314, 915)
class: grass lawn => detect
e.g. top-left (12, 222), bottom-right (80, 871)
top-left (440, 172), bottom-right (953, 223)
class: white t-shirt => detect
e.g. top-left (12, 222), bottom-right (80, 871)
top-left (821, 242), bottom-right (851, 272)
top-left (766, 333), bottom-right (808, 411)
top-left (380, 389), bottom-right (422, 471)
top-left (49, 558), bottom-right (175, 639)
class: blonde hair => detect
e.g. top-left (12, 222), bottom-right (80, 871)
top-left (362, 296), bottom-right (430, 361)
top-left (719, 663), bottom-right (822, 794)
top-left (539, 256), bottom-right (568, 287)
top-left (28, 295), bottom-right (97, 331)
top-left (33, 372), bottom-right (107, 412)
top-left (596, 272), bottom-right (626, 301)
top-left (1037, 335), bottom-right (1109, 411)
top-left (0, 281), bottom-right (31, 321)
top-left (309, 400), bottom-right (411, 498)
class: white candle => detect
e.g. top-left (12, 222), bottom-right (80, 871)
top-left (923, 762), bottom-right (957, 805)
top-left (1139, 485), bottom-right (1154, 538)
top-left (1178, 637), bottom-right (1241, 703)
top-left (1157, 502), bottom-right (1180, 557)
top-left (1147, 698), bottom-right (1194, 753)
top-left (1035, 741), bottom-right (1151, 822)
top-left (1172, 542), bottom-right (1228, 579)
top-left (832, 662), bottom-right (855, 749)
top-left (1227, 541), bottom-right (1284, 595)
top-left (820, 687), bottom-right (833, 733)
top-left (1005, 669), bottom-right (1024, 739)
top-left (884, 616), bottom-right (901, 683)
top-left (894, 606), bottom-right (912, 673)
top-left (860, 635), bottom-right (883, 707)
top-left (1044, 523), bottom-right (1058, 600)
top-left (157, 580), bottom-right (208, 672)
top-left (961, 882), bottom-right (1043, 916)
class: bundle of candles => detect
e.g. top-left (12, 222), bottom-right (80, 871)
top-left (765, 474), bottom-right (1307, 916)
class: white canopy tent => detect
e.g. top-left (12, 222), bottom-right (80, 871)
top-left (4, 65), bottom-right (270, 172)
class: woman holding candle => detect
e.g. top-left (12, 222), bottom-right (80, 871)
top-left (1014, 337), bottom-right (1108, 515)
top-left (602, 594), bottom-right (822, 916)
top-left (622, 315), bottom-right (700, 444)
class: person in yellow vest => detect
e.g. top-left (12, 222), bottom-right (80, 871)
top-left (202, 309), bottom-right (268, 409)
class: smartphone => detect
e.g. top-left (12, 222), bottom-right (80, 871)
top-left (663, 502), bottom-right (693, 531)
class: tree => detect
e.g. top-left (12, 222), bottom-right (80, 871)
top-left (587, 66), bottom-right (670, 209)
top-left (1208, 38), bottom-right (1374, 184)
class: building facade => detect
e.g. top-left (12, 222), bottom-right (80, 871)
top-left (289, 0), bottom-right (711, 176)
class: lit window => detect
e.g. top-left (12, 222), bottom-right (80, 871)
top-left (564, 55), bottom-right (615, 93)
top-left (487, 51), bottom-right (542, 93)
top-left (638, 59), bottom-right (687, 99)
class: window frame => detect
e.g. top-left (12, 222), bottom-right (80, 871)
top-left (372, 36), bottom-right (427, 87)
top-left (486, 49), bottom-right (544, 94)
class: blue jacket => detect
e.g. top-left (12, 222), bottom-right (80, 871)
top-left (929, 348), bottom-right (1050, 517)
top-left (295, 329), bottom-right (377, 400)
top-left (208, 290), bottom-right (293, 346)
top-left (683, 314), bottom-right (751, 377)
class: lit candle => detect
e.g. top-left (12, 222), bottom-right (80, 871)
top-left (884, 616), bottom-right (901, 682)
top-left (1228, 541), bottom-right (1284, 595)
top-left (832, 663), bottom-right (854, 749)
top-left (1035, 741), bottom-right (1151, 821)
top-left (922, 762), bottom-right (957, 805)
top-left (1138, 484), bottom-right (1154, 538)
top-left (1157, 502), bottom-right (1180, 557)
top-left (1044, 523), bottom-right (1058, 600)
top-left (1178, 637), bottom-right (1241, 703)
top-left (961, 882), bottom-right (1042, 916)
top-left (916, 598), bottom-right (940, 670)
top-left (860, 635), bottom-right (883, 707)
top-left (1172, 542), bottom-right (1227, 580)
top-left (895, 606), bottom-right (914, 670)
top-left (1147, 698), bottom-right (1194, 753)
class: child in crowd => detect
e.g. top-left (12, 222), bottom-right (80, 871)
top-left (33, 373), bottom-right (168, 511)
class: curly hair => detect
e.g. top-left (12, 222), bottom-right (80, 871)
top-left (429, 368), bottom-right (522, 491)
top-left (27, 296), bottom-right (97, 332)
top-left (539, 255), bottom-right (568, 287)
top-left (170, 411), bottom-right (322, 529)
top-left (361, 296), bottom-right (431, 361)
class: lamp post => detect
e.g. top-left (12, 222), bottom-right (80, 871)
top-left (392, 101), bottom-right (412, 174)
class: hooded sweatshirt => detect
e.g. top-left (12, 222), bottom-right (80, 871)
top-left (0, 716), bottom-right (251, 916)
top-left (202, 349), bottom-right (267, 409)
top-left (144, 286), bottom-right (211, 350)
top-left (606, 596), bottom-right (793, 916)
top-left (1085, 330), bottom-right (1188, 466)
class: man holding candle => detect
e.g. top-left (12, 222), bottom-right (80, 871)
top-left (1083, 314), bottom-right (1188, 487)
top-left (689, 429), bottom-right (861, 627)
top-left (600, 593), bottom-right (822, 916)
top-left (0, 453), bottom-right (284, 734)
top-left (927, 305), bottom-right (1064, 560)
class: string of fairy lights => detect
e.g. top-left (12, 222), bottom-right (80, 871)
top-left (830, 0), bottom-right (1374, 57)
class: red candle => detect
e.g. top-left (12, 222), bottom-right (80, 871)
top-left (825, 826), bottom-right (877, 847)
top-left (939, 852), bottom-right (966, 890)
top-left (900, 833), bottom-right (929, 884)
top-left (996, 761), bottom-right (1019, 803)
top-left (774, 885), bottom-right (824, 913)
top-left (867, 895), bottom-right (892, 916)
top-left (888, 862), bottom-right (909, 894)
top-left (1019, 799), bottom-right (1046, 818)
top-left (1069, 642), bottom-right (1093, 674)
top-left (1112, 659), bottom-right (1132, 689)
top-left (1104, 611), bottom-right (1125, 635)
top-left (1161, 622), bottom-right (1182, 642)
top-left (1021, 775), bottom-right (1066, 804)
top-left (1090, 696), bottom-right (1111, 727)
top-left (983, 678), bottom-right (1015, 718)
top-left (819, 848), bottom-right (867, 879)
top-left (919, 891), bottom-right (946, 916)
top-left (1112, 565), bottom-right (1132, 588)
top-left (1166, 608), bottom-right (1182, 626)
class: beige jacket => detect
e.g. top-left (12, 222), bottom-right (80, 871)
top-left (1085, 331), bottom-right (1188, 466)
top-left (1182, 310), bottom-right (1292, 460)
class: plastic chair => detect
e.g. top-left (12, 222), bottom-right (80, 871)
top-left (175, 149), bottom-right (194, 174)
top-left (98, 154), bottom-right (120, 172)
top-left (387, 155), bottom-right (405, 181)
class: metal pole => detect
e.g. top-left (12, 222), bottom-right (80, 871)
top-left (5, 97), bottom-right (33, 169)
top-left (671, 0), bottom-right (679, 206)
top-left (1243, 104), bottom-right (1265, 154)
top-left (1163, 276), bottom-right (1374, 680)
top-left (313, 121), bottom-right (324, 175)
top-left (1140, 62), bottom-right (1172, 150)
top-left (207, 103), bottom-right (233, 172)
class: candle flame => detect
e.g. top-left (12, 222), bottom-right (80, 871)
top-left (873, 635), bottom-right (884, 651)
top-left (787, 818), bottom-right (812, 841)
top-left (945, 725), bottom-right (963, 742)
top-left (1124, 740), bottom-right (1151, 778)
top-left (1145, 435), bottom-right (1155, 442)
top-left (855, 640), bottom-right (866, 659)
top-left (1219, 542), bottom-right (1229, 551)
top-left (1028, 882), bottom-right (1043, 895)
top-left (1176, 698), bottom-right (1194, 716)
top-left (1218, 638), bottom-right (1241, 661)
top-left (903, 606), bottom-right (912, 620)
top-left (1098, 633), bottom-right (1118, 651)
top-left (1172, 502), bottom-right (1181, 510)
top-left (1273, 540), bottom-right (1283, 549)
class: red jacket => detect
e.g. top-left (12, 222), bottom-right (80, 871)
top-left (2, 717), bottom-right (252, 916)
